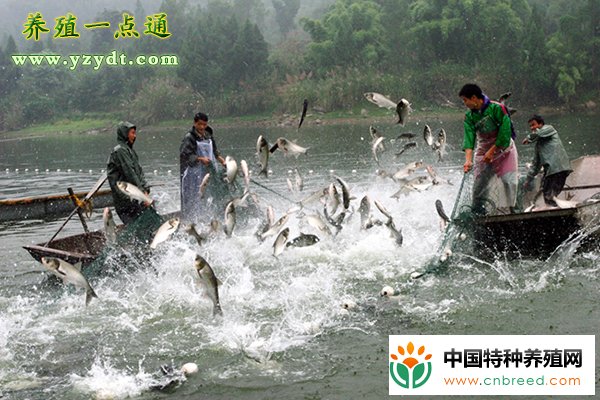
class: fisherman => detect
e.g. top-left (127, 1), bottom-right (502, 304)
top-left (459, 83), bottom-right (519, 215)
top-left (179, 112), bottom-right (227, 222)
top-left (107, 122), bottom-right (151, 224)
top-left (522, 115), bottom-right (572, 207)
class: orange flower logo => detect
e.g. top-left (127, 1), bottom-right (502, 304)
top-left (390, 341), bottom-right (433, 389)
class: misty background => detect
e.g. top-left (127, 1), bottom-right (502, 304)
top-left (0, 0), bottom-right (597, 131)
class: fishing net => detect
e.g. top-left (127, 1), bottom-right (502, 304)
top-left (85, 207), bottom-right (164, 276)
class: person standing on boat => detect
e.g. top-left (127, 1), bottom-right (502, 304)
top-left (107, 122), bottom-right (151, 224)
top-left (522, 115), bottom-right (572, 207)
top-left (459, 83), bottom-right (519, 215)
top-left (179, 112), bottom-right (226, 222)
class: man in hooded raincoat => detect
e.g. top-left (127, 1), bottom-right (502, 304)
top-left (522, 115), bottom-right (572, 207)
top-left (107, 122), bottom-right (151, 224)
top-left (459, 83), bottom-right (519, 215)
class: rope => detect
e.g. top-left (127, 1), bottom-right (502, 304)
top-left (249, 178), bottom-right (297, 205)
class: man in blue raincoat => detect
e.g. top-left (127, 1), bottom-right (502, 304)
top-left (179, 112), bottom-right (227, 222)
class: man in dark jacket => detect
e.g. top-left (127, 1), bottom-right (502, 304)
top-left (179, 112), bottom-right (226, 221)
top-left (522, 115), bottom-right (572, 207)
top-left (107, 122), bottom-right (151, 224)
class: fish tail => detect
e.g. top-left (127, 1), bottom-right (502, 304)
top-left (86, 286), bottom-right (98, 306)
top-left (213, 303), bottom-right (223, 316)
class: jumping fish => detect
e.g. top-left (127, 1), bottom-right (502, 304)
top-left (40, 257), bottom-right (98, 305)
top-left (116, 181), bottom-right (152, 204)
top-left (423, 125), bottom-right (434, 147)
top-left (260, 213), bottom-right (290, 240)
top-left (286, 233), bottom-right (320, 248)
top-left (298, 99), bottom-right (308, 129)
top-left (224, 201), bottom-right (236, 237)
top-left (225, 156), bottom-right (238, 185)
top-left (240, 160), bottom-right (250, 190)
top-left (199, 173), bottom-right (211, 198)
top-left (372, 136), bottom-right (385, 165)
top-left (294, 168), bottom-right (304, 192)
top-left (185, 223), bottom-right (207, 246)
top-left (269, 137), bottom-right (308, 156)
top-left (256, 135), bottom-right (269, 177)
top-left (194, 254), bottom-right (223, 316)
top-left (273, 227), bottom-right (290, 257)
top-left (150, 217), bottom-right (180, 249)
top-left (394, 142), bottom-right (417, 157)
top-left (395, 98), bottom-right (411, 126)
top-left (358, 195), bottom-right (371, 230)
top-left (103, 207), bottom-right (117, 244)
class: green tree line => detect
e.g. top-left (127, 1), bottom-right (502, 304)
top-left (0, 0), bottom-right (597, 131)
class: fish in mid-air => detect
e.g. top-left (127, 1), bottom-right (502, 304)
top-left (298, 99), bottom-right (308, 129)
top-left (40, 257), bottom-right (98, 306)
top-left (363, 92), bottom-right (412, 125)
top-left (194, 254), bottom-right (223, 316)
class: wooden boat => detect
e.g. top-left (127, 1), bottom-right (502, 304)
top-left (0, 189), bottom-right (113, 222)
top-left (473, 155), bottom-right (600, 259)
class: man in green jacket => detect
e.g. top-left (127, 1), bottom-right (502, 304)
top-left (107, 122), bottom-right (151, 224)
top-left (522, 115), bottom-right (572, 207)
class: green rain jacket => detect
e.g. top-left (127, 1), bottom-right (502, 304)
top-left (525, 124), bottom-right (571, 182)
top-left (107, 122), bottom-right (150, 215)
top-left (462, 100), bottom-right (512, 150)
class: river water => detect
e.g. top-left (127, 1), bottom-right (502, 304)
top-left (0, 113), bottom-right (599, 399)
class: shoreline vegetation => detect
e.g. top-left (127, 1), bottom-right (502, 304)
top-left (2, 102), bottom-right (597, 139)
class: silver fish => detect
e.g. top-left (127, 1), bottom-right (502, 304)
top-left (256, 135), bottom-right (269, 177)
top-left (323, 205), bottom-right (344, 234)
top-left (299, 187), bottom-right (328, 207)
top-left (363, 92), bottom-right (397, 109)
top-left (185, 223), bottom-right (207, 246)
top-left (266, 205), bottom-right (275, 226)
top-left (306, 213), bottom-right (332, 236)
top-left (286, 232), bottom-right (320, 248)
top-left (231, 191), bottom-right (250, 208)
top-left (240, 160), bottom-right (250, 190)
top-left (260, 213), bottom-right (290, 240)
top-left (294, 168), bottom-right (304, 192)
top-left (269, 137), bottom-right (309, 156)
top-left (40, 257), bottom-right (97, 305)
top-left (372, 136), bottom-right (385, 165)
top-left (333, 175), bottom-right (351, 210)
top-left (326, 183), bottom-right (340, 215)
top-left (224, 201), bottom-right (236, 237)
top-left (103, 207), bottom-right (117, 244)
top-left (395, 98), bottom-right (411, 126)
top-left (116, 181), bottom-right (152, 204)
top-left (199, 173), bottom-right (211, 198)
top-left (385, 218), bottom-right (403, 246)
top-left (374, 199), bottom-right (393, 221)
top-left (273, 227), bottom-right (290, 257)
top-left (194, 254), bottom-right (223, 316)
top-left (391, 161), bottom-right (422, 182)
top-left (150, 217), bottom-right (180, 249)
top-left (287, 177), bottom-right (295, 193)
top-left (435, 199), bottom-right (450, 231)
top-left (225, 156), bottom-right (238, 185)
top-left (358, 195), bottom-right (371, 230)
top-left (433, 128), bottom-right (447, 161)
top-left (370, 126), bottom-right (385, 151)
top-left (423, 125), bottom-right (433, 147)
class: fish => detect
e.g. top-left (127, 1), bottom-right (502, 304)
top-left (225, 156), bottom-right (238, 185)
top-left (423, 125), bottom-right (433, 147)
top-left (150, 217), bottom-right (180, 249)
top-left (372, 136), bottom-right (385, 165)
top-left (364, 92), bottom-right (411, 125)
top-left (273, 227), bottom-right (290, 257)
top-left (116, 181), bottom-right (152, 204)
top-left (306, 213), bottom-right (332, 236)
top-left (363, 92), bottom-right (397, 109)
top-left (231, 191), bottom-right (250, 208)
top-left (298, 98), bottom-right (308, 129)
top-left (294, 168), bottom-right (304, 192)
top-left (326, 183), bottom-right (340, 215)
top-left (260, 213), bottom-right (290, 240)
top-left (395, 98), bottom-right (411, 126)
top-left (396, 132), bottom-right (416, 140)
top-left (286, 233), bottom-right (320, 248)
top-left (199, 173), bottom-right (211, 198)
top-left (333, 175), bottom-right (351, 210)
top-left (194, 254), bottom-right (223, 316)
top-left (269, 137), bottom-right (309, 156)
top-left (185, 223), bottom-right (207, 246)
top-left (40, 257), bottom-right (98, 306)
top-left (266, 205), bottom-right (275, 226)
top-left (391, 161), bottom-right (423, 182)
top-left (240, 160), bottom-right (250, 190)
top-left (286, 177), bottom-right (295, 193)
top-left (394, 142), bottom-right (417, 157)
top-left (323, 205), bottom-right (345, 234)
top-left (385, 218), bottom-right (403, 246)
top-left (224, 201), bottom-right (236, 237)
top-left (435, 199), bottom-right (450, 230)
top-left (103, 207), bottom-right (117, 244)
top-left (256, 135), bottom-right (269, 177)
top-left (369, 126), bottom-right (385, 151)
top-left (498, 91), bottom-right (512, 103)
top-left (433, 128), bottom-right (447, 161)
top-left (374, 199), bottom-right (393, 221)
top-left (553, 197), bottom-right (578, 209)
top-left (358, 195), bottom-right (371, 230)
top-left (299, 187), bottom-right (328, 207)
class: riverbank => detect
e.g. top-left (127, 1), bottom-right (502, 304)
top-left (1, 103), bottom-right (597, 139)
